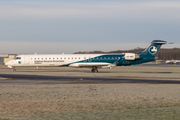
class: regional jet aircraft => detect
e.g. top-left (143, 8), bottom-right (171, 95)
top-left (5, 40), bottom-right (167, 72)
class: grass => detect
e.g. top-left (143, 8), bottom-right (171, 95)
top-left (2, 107), bottom-right (180, 120)
top-left (1, 84), bottom-right (180, 120)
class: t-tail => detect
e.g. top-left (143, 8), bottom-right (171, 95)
top-left (138, 40), bottom-right (167, 57)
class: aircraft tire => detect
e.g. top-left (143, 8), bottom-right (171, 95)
top-left (94, 70), bottom-right (98, 73)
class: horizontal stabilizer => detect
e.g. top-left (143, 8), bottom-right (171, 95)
top-left (152, 40), bottom-right (167, 45)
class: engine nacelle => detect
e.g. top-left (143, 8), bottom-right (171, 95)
top-left (124, 53), bottom-right (141, 61)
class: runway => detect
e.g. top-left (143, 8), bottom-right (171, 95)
top-left (0, 64), bottom-right (180, 85)
top-left (1, 74), bottom-right (180, 85)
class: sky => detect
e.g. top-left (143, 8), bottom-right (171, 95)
top-left (0, 0), bottom-right (180, 54)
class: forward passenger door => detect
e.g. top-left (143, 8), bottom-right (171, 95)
top-left (24, 55), bottom-right (29, 65)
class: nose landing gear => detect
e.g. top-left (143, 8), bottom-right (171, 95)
top-left (13, 67), bottom-right (17, 72)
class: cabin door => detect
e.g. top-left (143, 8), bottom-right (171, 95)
top-left (24, 55), bottom-right (29, 65)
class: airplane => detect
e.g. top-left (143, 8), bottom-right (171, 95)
top-left (5, 40), bottom-right (167, 72)
top-left (165, 59), bottom-right (180, 64)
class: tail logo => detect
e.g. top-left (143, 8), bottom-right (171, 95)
top-left (149, 46), bottom-right (157, 54)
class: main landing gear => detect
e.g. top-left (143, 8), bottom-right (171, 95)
top-left (13, 67), bottom-right (17, 72)
top-left (91, 67), bottom-right (98, 73)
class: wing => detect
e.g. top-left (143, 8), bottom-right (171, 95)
top-left (69, 62), bottom-right (114, 68)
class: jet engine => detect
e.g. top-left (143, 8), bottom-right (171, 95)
top-left (124, 53), bottom-right (141, 61)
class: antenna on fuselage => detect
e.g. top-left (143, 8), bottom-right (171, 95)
top-left (35, 53), bottom-right (37, 55)
top-left (62, 52), bottom-right (64, 54)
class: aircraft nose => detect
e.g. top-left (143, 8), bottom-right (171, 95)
top-left (5, 61), bottom-right (10, 65)
top-left (5, 60), bottom-right (12, 66)
top-left (5, 60), bottom-right (13, 68)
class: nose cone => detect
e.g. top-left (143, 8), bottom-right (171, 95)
top-left (5, 60), bottom-right (13, 68)
top-left (5, 61), bottom-right (10, 66)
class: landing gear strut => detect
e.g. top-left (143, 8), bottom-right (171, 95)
top-left (91, 67), bottom-right (98, 73)
top-left (13, 67), bottom-right (17, 72)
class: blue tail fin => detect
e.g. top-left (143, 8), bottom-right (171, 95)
top-left (138, 40), bottom-right (167, 57)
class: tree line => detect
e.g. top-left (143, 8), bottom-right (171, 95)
top-left (74, 48), bottom-right (180, 60)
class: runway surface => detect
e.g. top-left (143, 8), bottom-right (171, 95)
top-left (0, 64), bottom-right (180, 85)
top-left (0, 74), bottom-right (180, 85)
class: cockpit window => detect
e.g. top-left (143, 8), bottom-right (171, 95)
top-left (15, 57), bottom-right (21, 60)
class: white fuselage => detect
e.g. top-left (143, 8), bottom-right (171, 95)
top-left (5, 54), bottom-right (114, 68)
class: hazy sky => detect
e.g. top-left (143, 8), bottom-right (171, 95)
top-left (0, 0), bottom-right (179, 54)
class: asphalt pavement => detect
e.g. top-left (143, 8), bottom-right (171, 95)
top-left (0, 73), bottom-right (180, 85)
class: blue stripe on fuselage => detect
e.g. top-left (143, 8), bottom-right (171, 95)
top-left (59, 54), bottom-right (155, 67)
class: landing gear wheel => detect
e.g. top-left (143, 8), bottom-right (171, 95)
top-left (13, 67), bottom-right (17, 72)
top-left (94, 69), bottom-right (98, 73)
top-left (91, 67), bottom-right (98, 73)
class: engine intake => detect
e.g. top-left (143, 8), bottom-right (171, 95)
top-left (124, 53), bottom-right (141, 61)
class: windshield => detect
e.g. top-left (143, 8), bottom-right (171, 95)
top-left (15, 57), bottom-right (21, 60)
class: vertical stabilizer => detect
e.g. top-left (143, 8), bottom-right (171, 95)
top-left (139, 40), bottom-right (167, 57)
